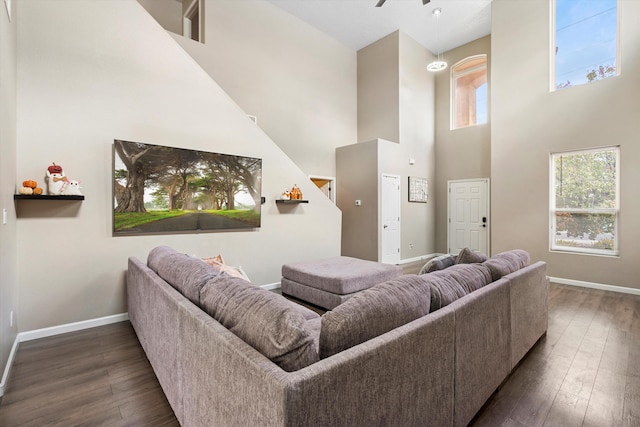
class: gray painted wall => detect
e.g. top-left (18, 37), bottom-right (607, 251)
top-left (0, 0), bottom-right (18, 393)
top-left (434, 35), bottom-right (491, 253)
top-left (492, 0), bottom-right (640, 289)
top-left (172, 0), bottom-right (357, 180)
top-left (14, 0), bottom-right (341, 333)
top-left (340, 31), bottom-right (435, 262)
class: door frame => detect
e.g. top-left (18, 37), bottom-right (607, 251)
top-left (447, 178), bottom-right (490, 255)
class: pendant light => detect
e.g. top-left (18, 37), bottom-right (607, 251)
top-left (427, 8), bottom-right (447, 72)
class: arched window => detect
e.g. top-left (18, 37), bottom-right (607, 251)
top-left (451, 55), bottom-right (487, 130)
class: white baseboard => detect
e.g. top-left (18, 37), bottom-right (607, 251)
top-left (0, 334), bottom-right (19, 398)
top-left (397, 253), bottom-right (443, 265)
top-left (549, 276), bottom-right (640, 296)
top-left (0, 312), bottom-right (129, 397)
top-left (260, 282), bottom-right (281, 291)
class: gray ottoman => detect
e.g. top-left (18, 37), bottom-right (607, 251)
top-left (281, 256), bottom-right (402, 310)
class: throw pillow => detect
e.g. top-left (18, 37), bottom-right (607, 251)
top-left (199, 276), bottom-right (319, 372)
top-left (202, 254), bottom-right (250, 281)
top-left (455, 247), bottom-right (488, 264)
top-left (418, 254), bottom-right (456, 275)
top-left (483, 249), bottom-right (530, 281)
top-left (319, 275), bottom-right (431, 359)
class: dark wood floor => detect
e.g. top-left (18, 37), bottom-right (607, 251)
top-left (1, 282), bottom-right (639, 426)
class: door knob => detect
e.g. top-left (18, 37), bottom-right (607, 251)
top-left (384, 224), bottom-right (388, 229)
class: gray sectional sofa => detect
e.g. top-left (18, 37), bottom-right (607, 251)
top-left (127, 246), bottom-right (548, 427)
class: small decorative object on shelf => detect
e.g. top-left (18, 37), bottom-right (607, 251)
top-left (19, 179), bottom-right (43, 195)
top-left (45, 162), bottom-right (83, 196)
top-left (289, 184), bottom-right (303, 200)
top-left (281, 188), bottom-right (291, 200)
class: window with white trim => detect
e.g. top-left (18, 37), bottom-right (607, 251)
top-left (451, 55), bottom-right (487, 130)
top-left (552, 0), bottom-right (618, 90)
top-left (550, 147), bottom-right (619, 256)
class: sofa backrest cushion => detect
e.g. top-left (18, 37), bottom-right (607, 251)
top-left (455, 247), bottom-right (488, 264)
top-left (431, 263), bottom-right (493, 294)
top-left (422, 273), bottom-right (467, 312)
top-left (147, 246), bottom-right (221, 304)
top-left (483, 250), bottom-right (530, 281)
top-left (319, 274), bottom-right (430, 359)
top-left (199, 276), bottom-right (320, 372)
top-left (418, 254), bottom-right (456, 275)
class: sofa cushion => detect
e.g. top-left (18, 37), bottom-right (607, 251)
top-left (431, 263), bottom-right (493, 295)
top-left (418, 254), bottom-right (456, 275)
top-left (421, 273), bottom-right (468, 312)
top-left (455, 247), bottom-right (488, 264)
top-left (147, 246), bottom-right (221, 304)
top-left (483, 249), bottom-right (530, 281)
top-left (319, 274), bottom-right (430, 359)
top-left (199, 276), bottom-right (319, 372)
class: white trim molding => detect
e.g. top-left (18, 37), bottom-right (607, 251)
top-left (259, 282), bottom-right (281, 291)
top-left (397, 253), bottom-right (444, 265)
top-left (549, 276), bottom-right (640, 296)
top-left (0, 313), bottom-right (129, 397)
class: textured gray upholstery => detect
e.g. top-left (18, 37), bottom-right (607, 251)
top-left (418, 254), bottom-right (456, 274)
top-left (423, 273), bottom-right (468, 311)
top-left (319, 274), bottom-right (431, 358)
top-left (449, 278), bottom-right (511, 427)
top-left (147, 245), bottom-right (221, 304)
top-left (431, 263), bottom-right (492, 294)
top-left (199, 276), bottom-right (319, 372)
top-left (506, 261), bottom-right (549, 369)
top-left (281, 277), bottom-right (355, 310)
top-left (281, 256), bottom-right (401, 294)
top-left (483, 249), bottom-right (531, 281)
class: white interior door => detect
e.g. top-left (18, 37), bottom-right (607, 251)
top-left (448, 179), bottom-right (490, 255)
top-left (381, 173), bottom-right (401, 264)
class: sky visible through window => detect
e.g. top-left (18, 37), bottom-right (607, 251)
top-left (555, 0), bottom-right (617, 89)
top-left (476, 83), bottom-right (487, 125)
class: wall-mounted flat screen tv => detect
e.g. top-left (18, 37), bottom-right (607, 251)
top-left (113, 139), bottom-right (262, 235)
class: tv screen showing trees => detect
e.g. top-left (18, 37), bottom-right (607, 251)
top-left (113, 139), bottom-right (262, 235)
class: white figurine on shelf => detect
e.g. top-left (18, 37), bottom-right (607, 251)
top-left (62, 180), bottom-right (83, 196)
top-left (46, 163), bottom-right (68, 195)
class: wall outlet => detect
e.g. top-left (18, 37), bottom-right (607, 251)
top-left (355, 199), bottom-right (361, 206)
top-left (2, 208), bottom-right (7, 225)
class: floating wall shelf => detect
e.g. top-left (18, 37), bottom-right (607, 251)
top-left (14, 194), bottom-right (85, 201)
top-left (275, 199), bottom-right (309, 204)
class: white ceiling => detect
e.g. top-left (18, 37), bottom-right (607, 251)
top-left (265, 0), bottom-right (493, 54)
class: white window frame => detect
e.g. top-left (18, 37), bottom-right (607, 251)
top-left (549, 146), bottom-right (620, 256)
top-left (450, 54), bottom-right (488, 130)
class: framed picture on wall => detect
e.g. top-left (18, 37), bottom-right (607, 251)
top-left (408, 176), bottom-right (428, 203)
top-left (113, 139), bottom-right (262, 235)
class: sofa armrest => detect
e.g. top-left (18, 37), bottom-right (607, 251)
top-left (505, 261), bottom-right (549, 369)
top-left (284, 306), bottom-right (456, 427)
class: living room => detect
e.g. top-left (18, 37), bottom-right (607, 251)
top-left (1, 0), bottom-right (639, 424)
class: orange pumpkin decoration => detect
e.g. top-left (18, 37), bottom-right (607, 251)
top-left (33, 187), bottom-right (43, 195)
top-left (22, 180), bottom-right (37, 188)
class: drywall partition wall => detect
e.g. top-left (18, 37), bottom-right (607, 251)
top-left (352, 31), bottom-right (435, 260)
top-left (357, 31), bottom-right (400, 144)
top-left (491, 0), bottom-right (640, 289)
top-left (336, 141), bottom-right (379, 261)
top-left (171, 0), bottom-right (357, 180)
top-left (434, 35), bottom-right (491, 253)
top-left (397, 32), bottom-right (436, 259)
top-left (15, 0), bottom-right (341, 332)
top-left (0, 0), bottom-right (18, 395)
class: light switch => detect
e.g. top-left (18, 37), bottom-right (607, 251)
top-left (2, 208), bottom-right (7, 225)
top-left (355, 200), bottom-right (362, 206)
